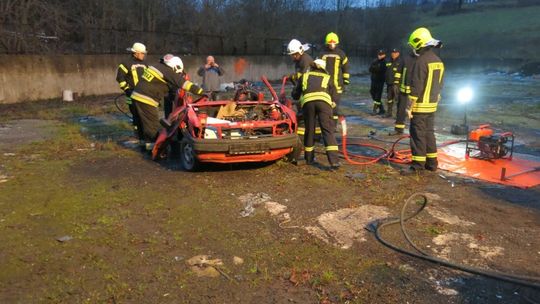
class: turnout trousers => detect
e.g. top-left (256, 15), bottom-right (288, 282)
top-left (409, 113), bottom-right (437, 170)
top-left (127, 102), bottom-right (143, 139)
top-left (394, 92), bottom-right (408, 133)
top-left (386, 84), bottom-right (399, 117)
top-left (302, 101), bottom-right (340, 165)
top-left (134, 101), bottom-right (161, 142)
top-left (370, 80), bottom-right (385, 113)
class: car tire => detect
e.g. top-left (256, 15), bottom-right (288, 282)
top-left (180, 140), bottom-right (199, 171)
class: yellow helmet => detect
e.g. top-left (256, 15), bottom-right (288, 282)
top-left (408, 27), bottom-right (440, 50)
top-left (325, 32), bottom-right (339, 45)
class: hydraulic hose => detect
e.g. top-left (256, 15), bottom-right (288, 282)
top-left (339, 117), bottom-right (412, 165)
top-left (339, 117), bottom-right (468, 166)
top-left (114, 94), bottom-right (132, 119)
top-left (372, 193), bottom-right (540, 290)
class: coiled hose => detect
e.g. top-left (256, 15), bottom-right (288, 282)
top-left (372, 193), bottom-right (540, 290)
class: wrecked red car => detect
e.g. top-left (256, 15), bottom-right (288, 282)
top-left (152, 76), bottom-right (300, 171)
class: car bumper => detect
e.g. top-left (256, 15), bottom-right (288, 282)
top-left (185, 134), bottom-right (299, 163)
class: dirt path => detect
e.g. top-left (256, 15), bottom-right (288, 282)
top-left (0, 96), bottom-right (539, 303)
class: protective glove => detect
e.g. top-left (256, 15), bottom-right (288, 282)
top-left (406, 109), bottom-right (413, 119)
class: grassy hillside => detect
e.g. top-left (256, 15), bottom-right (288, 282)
top-left (416, 4), bottom-right (540, 60)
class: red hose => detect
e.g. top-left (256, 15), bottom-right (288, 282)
top-left (339, 117), bottom-right (412, 165)
top-left (338, 118), bottom-right (467, 166)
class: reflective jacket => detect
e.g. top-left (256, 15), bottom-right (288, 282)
top-left (131, 63), bottom-right (203, 108)
top-left (291, 68), bottom-right (336, 108)
top-left (320, 46), bottom-right (350, 94)
top-left (397, 52), bottom-right (416, 94)
top-left (116, 57), bottom-right (147, 95)
top-left (409, 48), bottom-right (445, 113)
top-left (385, 56), bottom-right (402, 86)
top-left (289, 53), bottom-right (314, 83)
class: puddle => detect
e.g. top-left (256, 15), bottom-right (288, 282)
top-left (0, 119), bottom-right (58, 152)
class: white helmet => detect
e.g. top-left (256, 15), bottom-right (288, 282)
top-left (127, 42), bottom-right (147, 54)
top-left (313, 59), bottom-right (327, 71)
top-left (287, 39), bottom-right (304, 55)
top-left (164, 56), bottom-right (184, 73)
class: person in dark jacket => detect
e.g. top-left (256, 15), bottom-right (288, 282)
top-left (131, 56), bottom-right (204, 148)
top-left (286, 39), bottom-right (313, 84)
top-left (197, 55), bottom-right (224, 101)
top-left (401, 27), bottom-right (445, 175)
top-left (384, 48), bottom-right (402, 118)
top-left (369, 49), bottom-right (387, 115)
top-left (291, 59), bottom-right (340, 169)
top-left (116, 42), bottom-right (147, 139)
top-left (320, 32), bottom-right (349, 126)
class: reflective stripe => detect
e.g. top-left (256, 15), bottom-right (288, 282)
top-left (142, 66), bottom-right (167, 84)
top-left (417, 62), bottom-right (444, 113)
top-left (183, 81), bottom-right (193, 91)
top-left (321, 54), bottom-right (342, 91)
top-left (301, 92), bottom-right (332, 107)
top-left (386, 62), bottom-right (391, 67)
top-left (119, 81), bottom-right (128, 89)
top-left (412, 155), bottom-right (426, 162)
top-left (426, 152), bottom-right (438, 158)
top-left (373, 101), bottom-right (381, 105)
top-left (332, 115), bottom-right (338, 120)
top-left (131, 91), bottom-right (159, 107)
top-left (119, 64), bottom-right (128, 74)
top-left (412, 102), bottom-right (437, 113)
top-left (326, 146), bottom-right (339, 151)
top-left (315, 127), bottom-right (321, 134)
top-left (304, 146), bottom-right (315, 152)
top-left (342, 73), bottom-right (350, 79)
top-left (342, 57), bottom-right (348, 65)
top-left (395, 124), bottom-right (405, 129)
top-left (399, 67), bottom-right (408, 93)
top-left (395, 72), bottom-right (402, 78)
top-left (131, 68), bottom-right (139, 86)
top-left (297, 127), bottom-right (305, 135)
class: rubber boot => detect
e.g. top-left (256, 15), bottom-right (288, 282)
top-left (327, 151), bottom-right (341, 170)
top-left (305, 151), bottom-right (315, 165)
top-left (378, 103), bottom-right (385, 115)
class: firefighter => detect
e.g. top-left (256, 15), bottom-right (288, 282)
top-left (369, 49), bottom-right (387, 115)
top-left (286, 38), bottom-right (321, 139)
top-left (116, 42), bottom-right (147, 139)
top-left (286, 39), bottom-right (313, 85)
top-left (320, 32), bottom-right (350, 126)
top-left (131, 56), bottom-right (205, 149)
top-left (384, 48), bottom-right (401, 118)
top-left (291, 59), bottom-right (340, 169)
top-left (391, 50), bottom-right (416, 135)
top-left (160, 54), bottom-right (176, 118)
top-left (401, 27), bottom-right (444, 175)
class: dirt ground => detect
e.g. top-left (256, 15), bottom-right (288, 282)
top-left (0, 75), bottom-right (539, 303)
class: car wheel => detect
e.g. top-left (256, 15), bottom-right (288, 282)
top-left (180, 140), bottom-right (199, 171)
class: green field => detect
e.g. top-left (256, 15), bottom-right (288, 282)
top-left (415, 4), bottom-right (540, 60)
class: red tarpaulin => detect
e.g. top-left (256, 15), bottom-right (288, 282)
top-left (438, 145), bottom-right (540, 189)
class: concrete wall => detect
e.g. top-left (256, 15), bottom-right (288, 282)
top-left (0, 54), bottom-right (370, 104)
